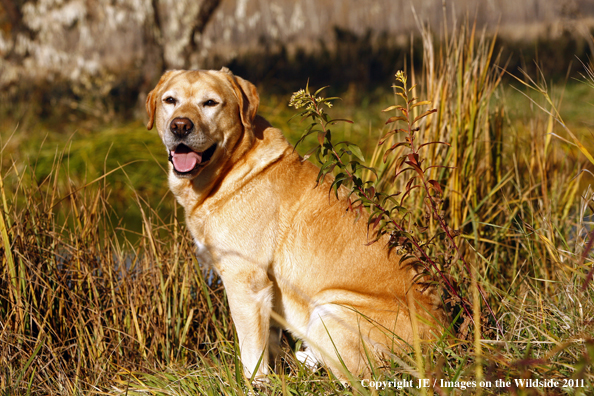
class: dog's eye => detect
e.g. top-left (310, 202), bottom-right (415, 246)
top-left (164, 97), bottom-right (177, 105)
top-left (204, 99), bottom-right (218, 107)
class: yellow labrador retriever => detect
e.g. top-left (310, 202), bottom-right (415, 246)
top-left (146, 68), bottom-right (444, 382)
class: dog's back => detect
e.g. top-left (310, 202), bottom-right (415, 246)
top-left (245, 116), bottom-right (445, 377)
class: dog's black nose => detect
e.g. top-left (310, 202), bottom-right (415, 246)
top-left (170, 117), bottom-right (194, 137)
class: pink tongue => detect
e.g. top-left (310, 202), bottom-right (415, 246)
top-left (171, 148), bottom-right (202, 172)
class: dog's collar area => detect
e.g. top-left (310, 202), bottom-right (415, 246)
top-left (169, 143), bottom-right (217, 176)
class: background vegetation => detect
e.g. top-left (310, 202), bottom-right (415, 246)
top-left (2, 1), bottom-right (594, 395)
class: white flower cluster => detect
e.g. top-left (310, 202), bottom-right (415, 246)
top-left (288, 89), bottom-right (333, 111)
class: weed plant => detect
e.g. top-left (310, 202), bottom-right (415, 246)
top-left (1, 24), bottom-right (594, 396)
top-left (288, 24), bottom-right (594, 395)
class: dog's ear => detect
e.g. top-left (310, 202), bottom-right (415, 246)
top-left (222, 70), bottom-right (259, 130)
top-left (146, 70), bottom-right (180, 130)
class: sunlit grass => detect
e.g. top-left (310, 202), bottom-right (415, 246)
top-left (1, 25), bottom-right (594, 394)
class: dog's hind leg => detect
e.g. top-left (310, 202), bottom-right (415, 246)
top-left (303, 304), bottom-right (374, 381)
top-left (295, 346), bottom-right (320, 370)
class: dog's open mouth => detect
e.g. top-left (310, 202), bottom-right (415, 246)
top-left (169, 143), bottom-right (217, 174)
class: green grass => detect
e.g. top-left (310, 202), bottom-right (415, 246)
top-left (2, 26), bottom-right (594, 395)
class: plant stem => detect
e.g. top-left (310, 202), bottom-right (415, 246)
top-left (311, 96), bottom-right (474, 324)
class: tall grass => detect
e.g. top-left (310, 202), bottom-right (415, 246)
top-left (411, 25), bottom-right (594, 391)
top-left (290, 21), bottom-right (594, 393)
top-left (418, 25), bottom-right (594, 390)
top-left (1, 22), bottom-right (594, 396)
top-left (0, 154), bottom-right (235, 394)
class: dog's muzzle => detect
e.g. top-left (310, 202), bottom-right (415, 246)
top-left (169, 143), bottom-right (217, 176)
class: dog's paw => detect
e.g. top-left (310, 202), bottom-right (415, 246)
top-left (296, 348), bottom-right (319, 370)
top-left (247, 376), bottom-right (269, 395)
top-left (251, 375), bottom-right (270, 387)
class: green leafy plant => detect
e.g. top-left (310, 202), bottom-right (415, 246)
top-left (289, 72), bottom-right (503, 333)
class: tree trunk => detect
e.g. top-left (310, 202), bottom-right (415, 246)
top-left (183, 0), bottom-right (222, 68)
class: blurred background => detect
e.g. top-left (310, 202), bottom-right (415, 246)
top-left (1, 0), bottom-right (594, 117)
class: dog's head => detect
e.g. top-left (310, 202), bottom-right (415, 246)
top-left (146, 68), bottom-right (259, 179)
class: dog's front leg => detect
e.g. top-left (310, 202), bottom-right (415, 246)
top-left (222, 266), bottom-right (274, 382)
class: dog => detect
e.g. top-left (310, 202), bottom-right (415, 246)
top-left (146, 68), bottom-right (444, 382)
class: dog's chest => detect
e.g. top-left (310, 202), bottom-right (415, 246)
top-left (185, 200), bottom-right (261, 270)
top-left (184, 206), bottom-right (217, 269)
top-left (193, 238), bottom-right (213, 267)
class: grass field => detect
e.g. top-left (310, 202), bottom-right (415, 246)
top-left (1, 25), bottom-right (594, 395)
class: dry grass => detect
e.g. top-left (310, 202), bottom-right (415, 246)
top-left (0, 155), bottom-right (236, 393)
